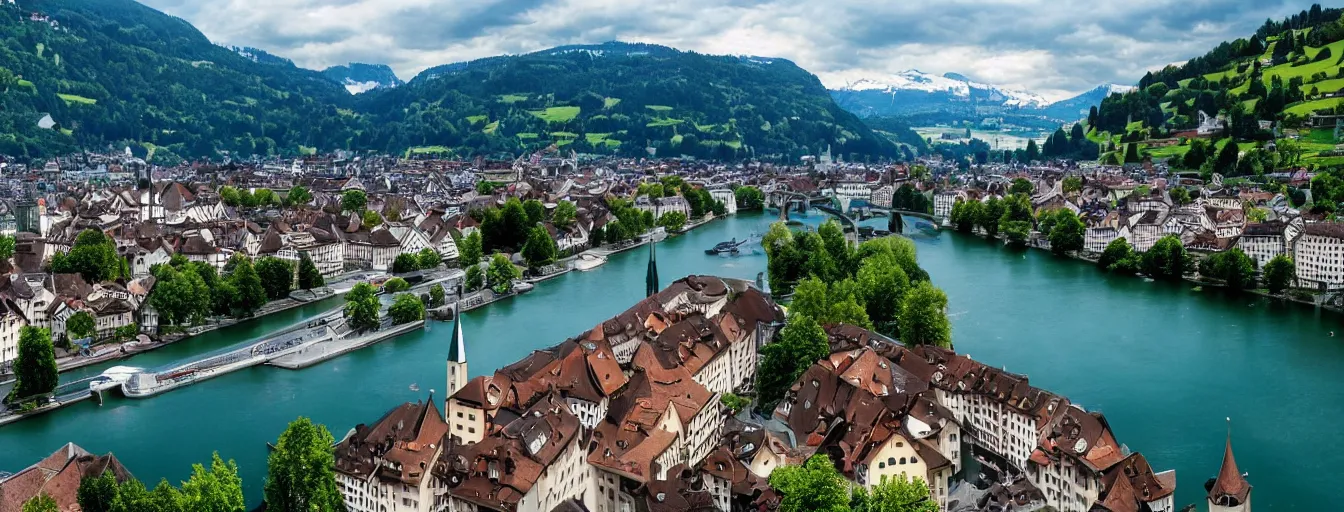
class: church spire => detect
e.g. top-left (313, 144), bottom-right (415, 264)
top-left (645, 240), bottom-right (659, 297)
top-left (445, 311), bottom-right (468, 411)
top-left (1208, 418), bottom-right (1251, 508)
top-left (447, 313), bottom-right (466, 364)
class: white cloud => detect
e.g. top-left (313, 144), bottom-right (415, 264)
top-left (140, 0), bottom-right (1316, 96)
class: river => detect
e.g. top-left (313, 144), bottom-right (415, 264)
top-left (0, 211), bottom-right (1333, 509)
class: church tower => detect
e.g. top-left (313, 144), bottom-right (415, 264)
top-left (645, 241), bottom-right (659, 297)
top-left (1207, 422), bottom-right (1251, 512)
top-left (445, 313), bottom-right (468, 403)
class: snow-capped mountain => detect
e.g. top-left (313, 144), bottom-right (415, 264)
top-left (838, 69), bottom-right (1048, 108)
top-left (831, 70), bottom-right (1130, 124)
top-left (322, 63), bottom-right (404, 94)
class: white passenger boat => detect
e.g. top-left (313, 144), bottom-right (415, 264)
top-left (573, 253), bottom-right (607, 271)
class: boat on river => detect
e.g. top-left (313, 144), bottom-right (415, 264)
top-left (705, 234), bottom-right (761, 256)
top-left (573, 253), bottom-right (607, 271)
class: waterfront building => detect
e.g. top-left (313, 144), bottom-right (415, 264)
top-left (1292, 223), bottom-right (1344, 291)
top-left (0, 298), bottom-right (25, 370)
top-left (335, 400), bottom-right (448, 512)
top-left (933, 191), bottom-right (963, 219)
top-left (1238, 220), bottom-right (1298, 269)
top-left (708, 188), bottom-right (737, 215)
top-left (771, 324), bottom-right (1175, 512)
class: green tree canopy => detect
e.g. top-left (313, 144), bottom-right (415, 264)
top-left (67, 311), bottom-right (96, 341)
top-left (226, 255), bottom-right (267, 316)
top-left (23, 493), bottom-right (58, 512)
top-left (769, 455), bottom-right (850, 512)
top-left (1264, 254), bottom-right (1295, 294)
top-left (1048, 209), bottom-right (1085, 255)
top-left (898, 282), bottom-right (951, 348)
top-left (459, 231), bottom-right (484, 266)
top-left (850, 474), bottom-right (938, 512)
top-left (344, 282), bottom-right (381, 331)
top-left (392, 253), bottom-right (421, 274)
top-left (341, 190), bottom-right (367, 214)
top-left (286, 186), bottom-right (312, 207)
top-left (657, 211), bottom-right (688, 232)
top-left (552, 200), bottom-right (578, 228)
top-left (464, 265), bottom-right (484, 291)
top-left (77, 470), bottom-right (119, 512)
top-left (487, 253), bottom-right (521, 294)
top-left (1199, 248), bottom-right (1257, 290)
top-left (1141, 235), bottom-right (1192, 280)
top-left (417, 248), bottom-right (441, 269)
top-left (523, 199), bottom-right (546, 226)
top-left (429, 284), bottom-right (446, 308)
top-left (757, 313), bottom-right (829, 411)
top-left (8, 327), bottom-right (57, 404)
top-left (264, 417), bottom-right (345, 512)
top-left (383, 277), bottom-right (410, 293)
top-left (1009, 178), bottom-right (1034, 195)
top-left (735, 186), bottom-right (765, 210)
top-left (178, 453), bottom-right (245, 512)
top-left (51, 229), bottom-right (123, 283)
top-left (297, 252), bottom-right (325, 290)
top-left (388, 293), bottom-right (425, 324)
top-left (255, 257), bottom-right (295, 301)
top-left (521, 226), bottom-right (558, 270)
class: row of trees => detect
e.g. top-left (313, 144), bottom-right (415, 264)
top-left (759, 221), bottom-right (951, 411)
top-left (392, 248), bottom-right (443, 274)
top-left (1098, 235), bottom-right (1297, 293)
top-left (28, 417), bottom-right (348, 512)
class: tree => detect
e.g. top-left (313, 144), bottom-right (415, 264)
top-left (1264, 254), bottom-right (1295, 294)
top-left (417, 248), bottom-right (441, 269)
top-left (1141, 235), bottom-right (1191, 280)
top-left (487, 253), bottom-right (521, 294)
top-left (0, 234), bottom-right (15, 261)
top-left (264, 417), bottom-right (346, 512)
top-left (1062, 175), bottom-right (1083, 194)
top-left (22, 493), bottom-right (57, 512)
top-left (361, 210), bottom-right (382, 228)
top-left (850, 474), bottom-right (938, 512)
top-left (720, 393), bottom-right (751, 415)
top-left (1098, 238), bottom-right (1133, 269)
top-left (388, 293), bottom-right (425, 325)
top-left (552, 200), bottom-right (578, 228)
top-left (429, 284), bottom-right (446, 308)
top-left (500, 198), bottom-right (531, 250)
top-left (476, 181), bottom-right (498, 196)
top-left (1025, 139), bottom-right (1040, 162)
top-left (757, 313), bottom-right (829, 411)
top-left (67, 311), bottom-right (96, 341)
top-left (252, 189), bottom-right (277, 207)
top-left (898, 282), bottom-right (951, 348)
top-left (343, 282), bottom-right (381, 331)
top-left (522, 199), bottom-right (546, 226)
top-left (1048, 210), bottom-right (1085, 255)
top-left (1124, 143), bottom-right (1142, 163)
top-left (769, 455), bottom-right (850, 512)
top-left (51, 229), bottom-right (122, 283)
top-left (179, 453), bottom-right (245, 512)
top-left (393, 253), bottom-right (421, 273)
top-left (297, 253), bottom-right (324, 290)
top-left (255, 257), bottom-right (295, 301)
top-left (78, 471), bottom-right (119, 512)
top-left (464, 265), bottom-right (484, 292)
top-left (657, 211), bottom-right (687, 232)
top-left (340, 189), bottom-right (367, 214)
top-left (978, 197), bottom-right (1005, 237)
top-left (459, 231), bottom-right (484, 266)
top-left (735, 186), bottom-right (765, 210)
top-left (7, 327), bottom-right (57, 404)
top-left (114, 324), bottom-right (138, 342)
top-left (1009, 178), bottom-right (1034, 195)
top-left (1001, 220), bottom-right (1031, 248)
top-left (1170, 187), bottom-right (1191, 205)
top-left (226, 255), bottom-right (267, 316)
top-left (1214, 140), bottom-right (1240, 174)
top-left (383, 277), bottom-right (410, 293)
top-left (150, 265), bottom-right (211, 327)
top-left (1199, 248), bottom-right (1257, 290)
top-left (521, 225), bottom-right (558, 270)
top-left (857, 253), bottom-right (911, 336)
top-left (286, 186), bottom-right (312, 207)
top-left (219, 186), bottom-right (240, 207)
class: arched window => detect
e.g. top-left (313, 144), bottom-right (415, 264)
top-left (888, 457), bottom-right (896, 466)
top-left (911, 456), bottom-right (918, 464)
top-left (899, 457), bottom-right (906, 465)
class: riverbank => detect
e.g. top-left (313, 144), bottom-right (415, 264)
top-left (268, 321), bottom-right (425, 370)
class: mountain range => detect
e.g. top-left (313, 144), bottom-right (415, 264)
top-left (829, 70), bottom-right (1132, 126)
top-left (0, 0), bottom-right (905, 163)
top-left (322, 63), bottom-right (404, 94)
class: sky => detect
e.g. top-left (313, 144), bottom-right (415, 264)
top-left (142, 0), bottom-right (1320, 101)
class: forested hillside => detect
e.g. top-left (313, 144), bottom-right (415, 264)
top-left (0, 1), bottom-right (901, 163)
top-left (1089, 3), bottom-right (1344, 173)
top-left (355, 42), bottom-right (900, 162)
top-left (0, 0), bottom-right (356, 163)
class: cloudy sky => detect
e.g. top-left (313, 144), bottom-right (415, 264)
top-left (144, 0), bottom-right (1317, 100)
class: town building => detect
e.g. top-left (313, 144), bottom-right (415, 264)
top-left (335, 400), bottom-right (449, 512)
top-left (1293, 223), bottom-right (1344, 291)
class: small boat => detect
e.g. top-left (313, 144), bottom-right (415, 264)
top-left (512, 281), bottom-right (535, 294)
top-left (706, 238), bottom-right (740, 255)
top-left (572, 253), bottom-right (607, 271)
top-left (409, 383), bottom-right (420, 392)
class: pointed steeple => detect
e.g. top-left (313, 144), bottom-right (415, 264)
top-left (1208, 419), bottom-right (1251, 507)
top-left (447, 313), bottom-right (466, 364)
top-left (645, 241), bottom-right (659, 297)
